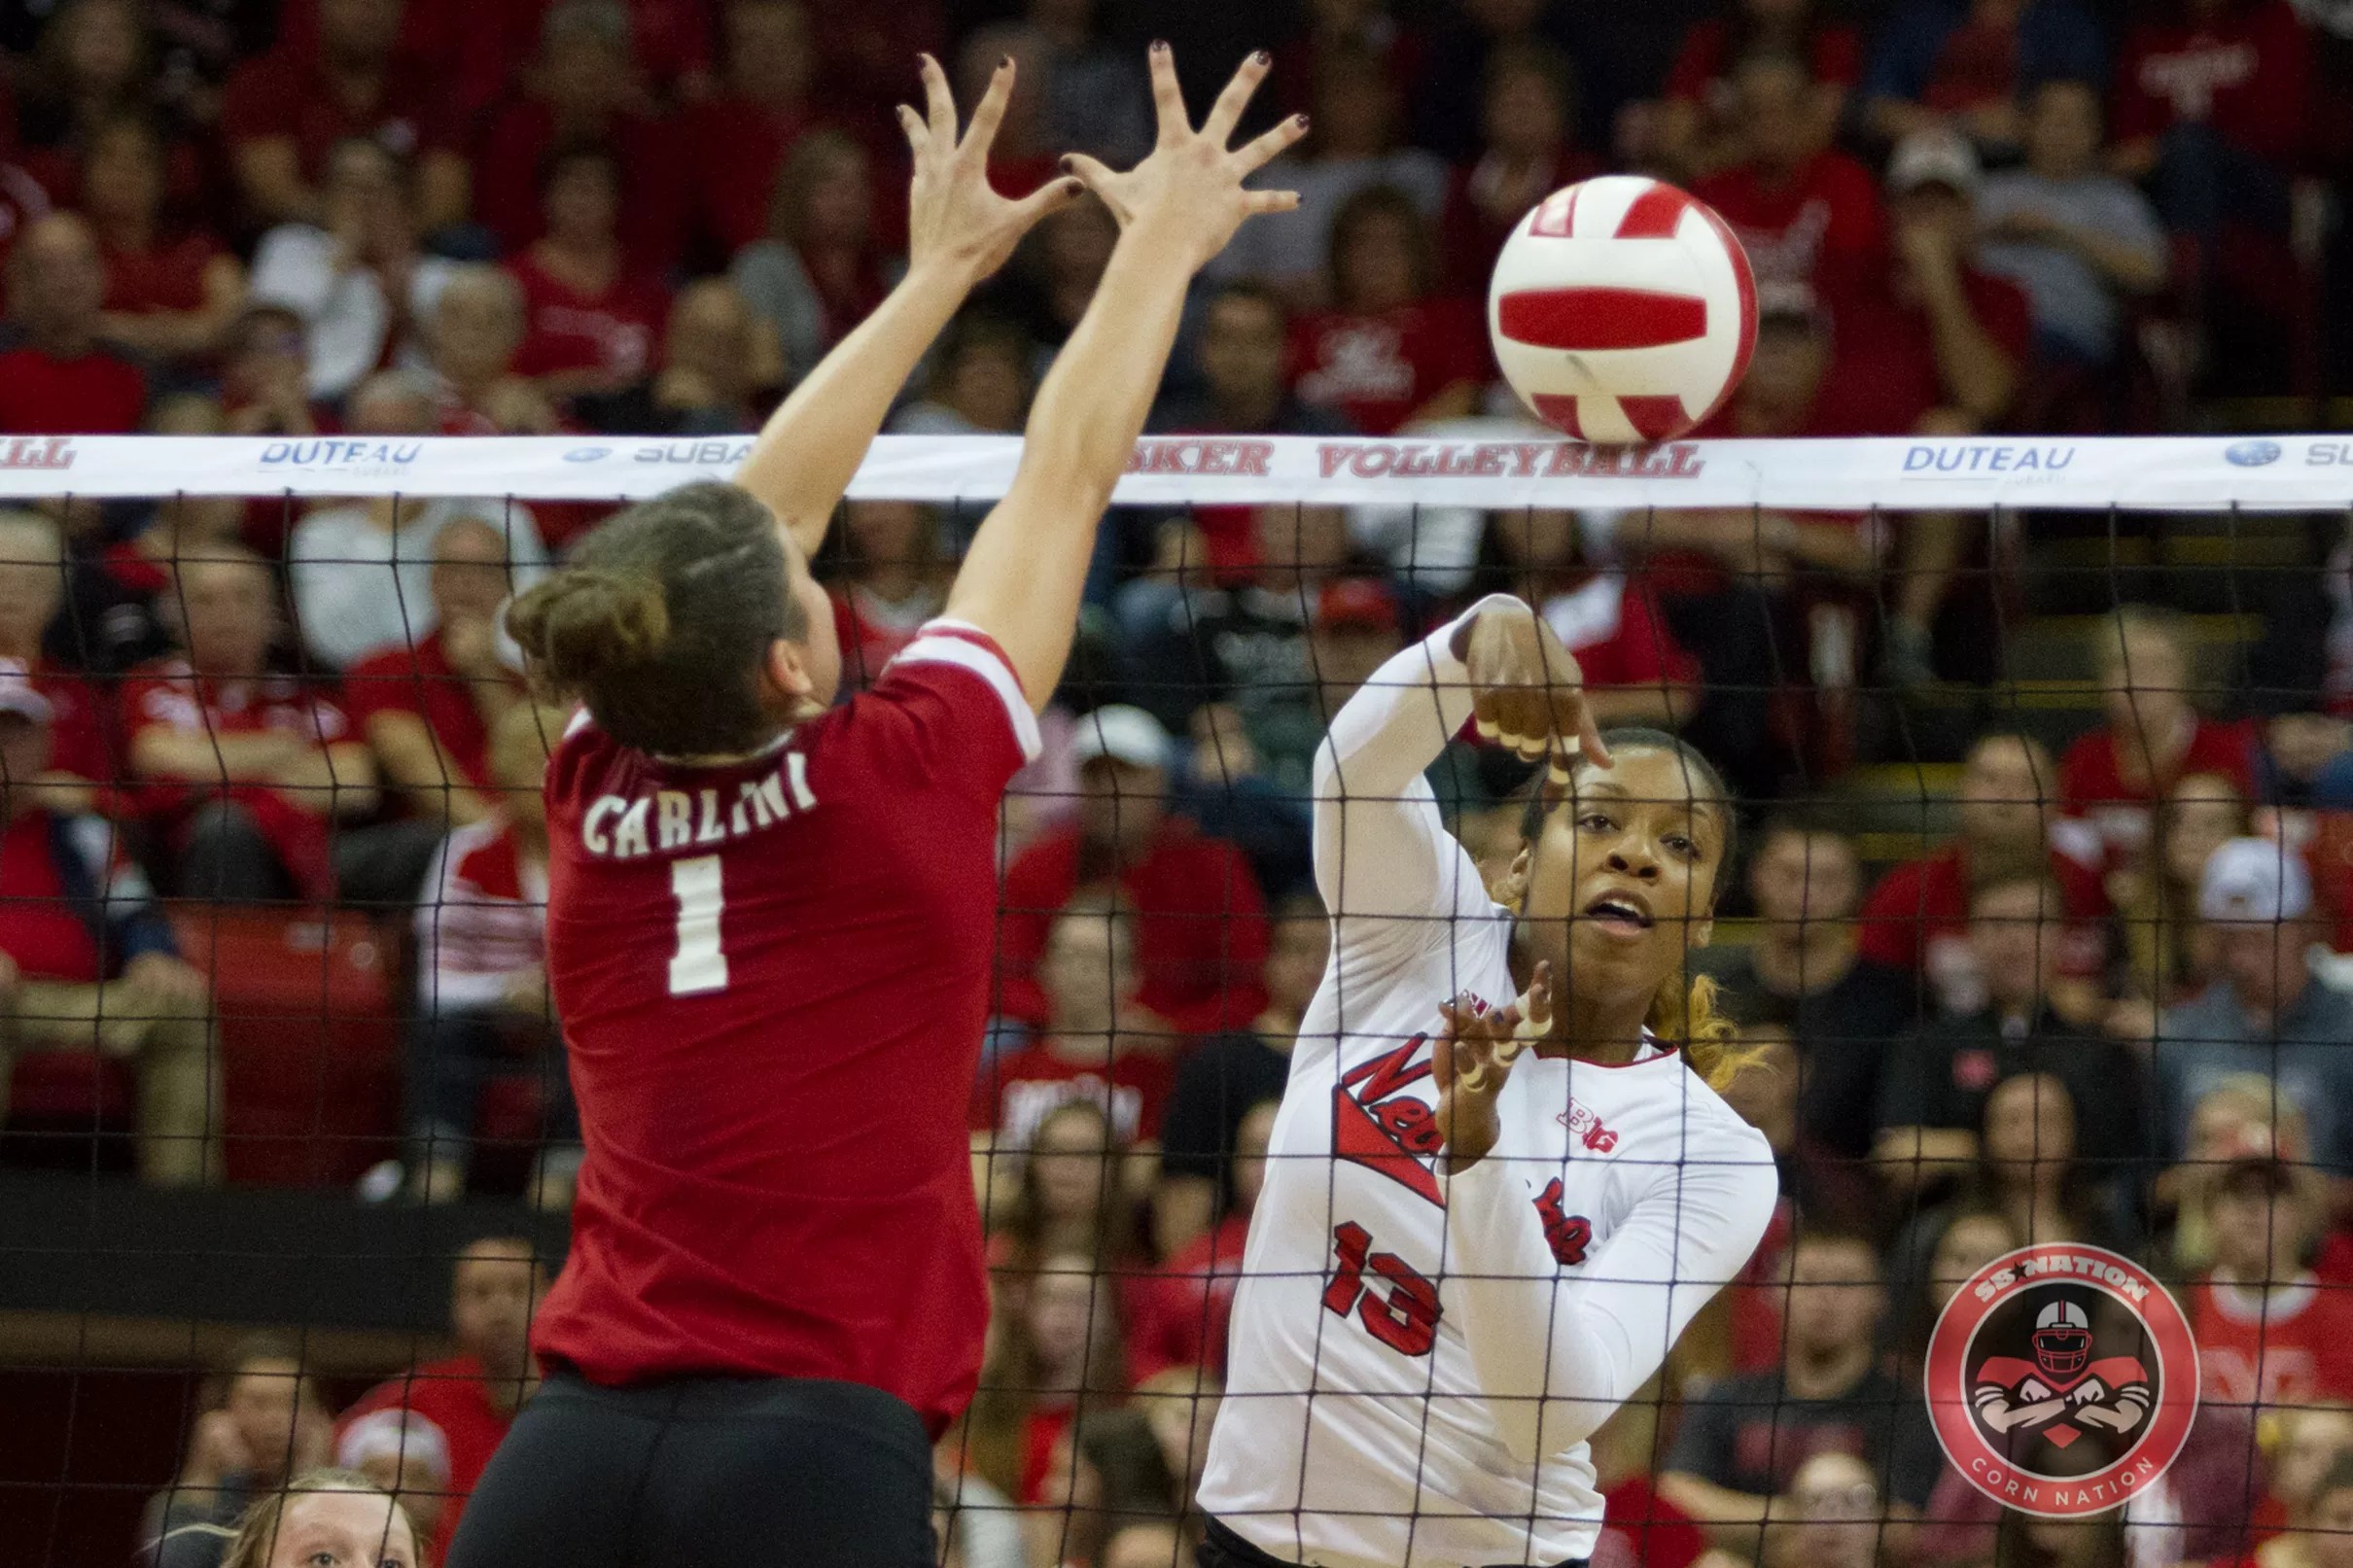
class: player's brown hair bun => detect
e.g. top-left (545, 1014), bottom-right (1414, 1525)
top-left (503, 480), bottom-right (805, 756)
top-left (509, 568), bottom-right (672, 693)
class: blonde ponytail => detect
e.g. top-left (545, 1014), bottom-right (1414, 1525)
top-left (1646, 969), bottom-right (1762, 1094)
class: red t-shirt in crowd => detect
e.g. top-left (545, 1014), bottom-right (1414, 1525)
top-left (100, 232), bottom-right (224, 318)
top-left (1693, 150), bottom-right (1885, 305)
top-left (1811, 270), bottom-right (2032, 436)
top-left (679, 97), bottom-right (818, 256)
top-left (471, 102), bottom-right (692, 275)
top-left (121, 660), bottom-right (355, 901)
top-left (997, 822), bottom-right (1270, 1036)
top-left (2193, 1274), bottom-right (2353, 1408)
top-left (0, 343), bottom-right (146, 435)
top-left (334, 1354), bottom-right (515, 1563)
top-left (1596, 1475), bottom-right (1711, 1568)
top-left (1539, 572), bottom-right (1703, 696)
top-left (2058, 715), bottom-right (2259, 865)
top-left (0, 809), bottom-right (104, 983)
top-left (1150, 1210), bottom-right (1251, 1377)
top-left (341, 629), bottom-right (518, 797)
top-left (831, 585), bottom-right (944, 693)
top-left (530, 622), bottom-right (1040, 1437)
top-left (1857, 834), bottom-right (2111, 1012)
top-left (1664, 18), bottom-right (1864, 102)
top-left (218, 50), bottom-right (458, 185)
top-left (508, 253), bottom-right (670, 387)
top-left (2113, 0), bottom-right (2312, 166)
top-left (24, 661), bottom-right (115, 788)
top-left (969, 1042), bottom-right (1176, 1149)
top-left (1288, 298), bottom-right (1488, 437)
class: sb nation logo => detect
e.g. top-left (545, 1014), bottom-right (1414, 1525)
top-left (1924, 1244), bottom-right (2196, 1516)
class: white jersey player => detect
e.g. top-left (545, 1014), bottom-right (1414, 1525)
top-left (1198, 594), bottom-right (1778, 1568)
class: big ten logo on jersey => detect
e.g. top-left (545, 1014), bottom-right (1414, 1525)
top-left (1331, 1027), bottom-right (1456, 1205)
top-left (1557, 1097), bottom-right (1618, 1153)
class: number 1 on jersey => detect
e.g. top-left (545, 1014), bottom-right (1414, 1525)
top-left (668, 854), bottom-right (729, 995)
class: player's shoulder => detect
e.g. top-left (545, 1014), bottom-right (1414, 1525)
top-left (866, 618), bottom-right (1042, 759)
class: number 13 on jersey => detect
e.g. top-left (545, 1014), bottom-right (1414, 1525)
top-left (669, 854), bottom-right (729, 995)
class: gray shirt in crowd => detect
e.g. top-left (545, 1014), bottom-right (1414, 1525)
top-left (2157, 971), bottom-right (2353, 1169)
top-left (1976, 170), bottom-right (2165, 363)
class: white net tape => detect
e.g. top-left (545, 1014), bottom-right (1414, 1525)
top-left (0, 432), bottom-right (2342, 508)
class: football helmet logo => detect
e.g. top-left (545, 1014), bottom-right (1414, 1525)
top-left (2033, 1300), bottom-right (2092, 1378)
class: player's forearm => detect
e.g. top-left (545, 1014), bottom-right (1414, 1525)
top-left (944, 228), bottom-right (1192, 702)
top-left (1440, 1155), bottom-right (1634, 1460)
top-left (1007, 226), bottom-right (1191, 520)
top-left (1443, 1153), bottom-right (1776, 1458)
top-left (1315, 594), bottom-right (1520, 806)
top-left (735, 258), bottom-right (978, 558)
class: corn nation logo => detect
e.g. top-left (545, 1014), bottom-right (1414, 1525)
top-left (1924, 1244), bottom-right (2197, 1517)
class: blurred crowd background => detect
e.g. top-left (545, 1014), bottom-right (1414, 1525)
top-left (8, 0), bottom-right (2353, 1564)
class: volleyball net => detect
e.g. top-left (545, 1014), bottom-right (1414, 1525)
top-left (5, 430), bottom-right (2351, 1566)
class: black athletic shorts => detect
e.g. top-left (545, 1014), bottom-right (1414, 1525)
top-left (444, 1369), bottom-right (934, 1568)
top-left (1200, 1516), bottom-right (1590, 1568)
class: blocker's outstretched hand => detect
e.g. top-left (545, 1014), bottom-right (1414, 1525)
top-left (1433, 962), bottom-right (1555, 1173)
top-left (1061, 45), bottom-right (1306, 274)
top-left (899, 53), bottom-right (1084, 283)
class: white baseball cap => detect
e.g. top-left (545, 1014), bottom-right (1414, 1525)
top-left (2199, 836), bottom-right (2313, 923)
top-left (1072, 704), bottom-right (1172, 771)
top-left (334, 1408), bottom-right (453, 1481)
top-left (1888, 130), bottom-right (1982, 195)
top-left (0, 658), bottom-right (53, 724)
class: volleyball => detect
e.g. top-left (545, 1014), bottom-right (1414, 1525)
top-left (1488, 175), bottom-right (1758, 445)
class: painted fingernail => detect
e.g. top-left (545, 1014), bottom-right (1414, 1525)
top-left (1254, 49), bottom-right (1271, 65)
top-left (1296, 114), bottom-right (1311, 128)
top-left (1151, 39), bottom-right (1169, 52)
top-left (1058, 155), bottom-right (1076, 173)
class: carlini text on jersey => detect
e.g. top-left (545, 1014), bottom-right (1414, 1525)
top-left (580, 755), bottom-right (819, 859)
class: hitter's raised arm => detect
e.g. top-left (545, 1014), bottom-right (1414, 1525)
top-left (943, 46), bottom-right (1305, 708)
top-left (735, 54), bottom-right (1081, 559)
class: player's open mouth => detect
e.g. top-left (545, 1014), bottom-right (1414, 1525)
top-left (1582, 892), bottom-right (1654, 935)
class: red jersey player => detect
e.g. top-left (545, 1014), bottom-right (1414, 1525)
top-left (445, 49), bottom-right (1306, 1568)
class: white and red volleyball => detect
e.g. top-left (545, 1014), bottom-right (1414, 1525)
top-left (1488, 176), bottom-right (1758, 445)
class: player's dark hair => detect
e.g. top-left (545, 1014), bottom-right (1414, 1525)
top-left (507, 481), bottom-right (809, 756)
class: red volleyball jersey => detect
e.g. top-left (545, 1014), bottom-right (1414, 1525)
top-left (530, 620), bottom-right (1041, 1434)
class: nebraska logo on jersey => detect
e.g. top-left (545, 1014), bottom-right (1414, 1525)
top-left (1533, 1179), bottom-right (1591, 1266)
top-left (1556, 1098), bottom-right (1619, 1153)
top-left (1333, 1035), bottom-right (1447, 1206)
top-left (1925, 1245), bottom-right (2197, 1517)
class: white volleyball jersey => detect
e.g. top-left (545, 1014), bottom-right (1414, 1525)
top-left (1198, 597), bottom-right (1778, 1568)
